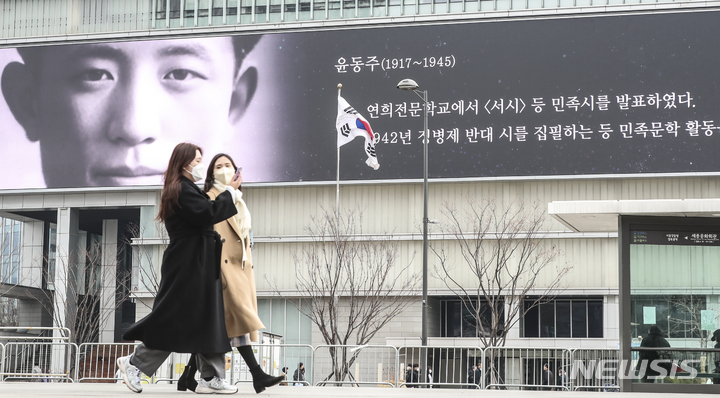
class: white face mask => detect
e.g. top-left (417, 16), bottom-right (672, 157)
top-left (213, 167), bottom-right (235, 186)
top-left (186, 163), bottom-right (207, 182)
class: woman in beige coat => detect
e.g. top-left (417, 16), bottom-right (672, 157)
top-left (178, 153), bottom-right (283, 394)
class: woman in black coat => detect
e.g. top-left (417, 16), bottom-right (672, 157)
top-left (117, 143), bottom-right (241, 394)
top-left (637, 326), bottom-right (672, 383)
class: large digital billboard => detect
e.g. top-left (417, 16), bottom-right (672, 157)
top-left (1, 10), bottom-right (719, 189)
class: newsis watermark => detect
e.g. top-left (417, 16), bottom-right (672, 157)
top-left (569, 359), bottom-right (700, 380)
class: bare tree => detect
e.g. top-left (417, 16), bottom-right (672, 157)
top-left (37, 238), bottom-right (132, 346)
top-left (431, 198), bottom-right (570, 385)
top-left (269, 208), bottom-right (419, 384)
top-left (0, 297), bottom-right (18, 326)
top-left (659, 295), bottom-right (716, 348)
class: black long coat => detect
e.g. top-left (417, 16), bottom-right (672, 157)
top-left (124, 177), bottom-right (238, 354)
top-left (637, 327), bottom-right (672, 379)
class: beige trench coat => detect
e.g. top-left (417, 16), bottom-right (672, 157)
top-left (208, 188), bottom-right (265, 341)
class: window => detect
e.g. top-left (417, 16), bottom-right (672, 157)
top-left (257, 298), bottom-right (312, 344)
top-left (522, 297), bottom-right (604, 338)
top-left (0, 218), bottom-right (21, 285)
top-left (630, 295), bottom-right (706, 339)
top-left (556, 300), bottom-right (571, 338)
top-left (440, 298), bottom-right (505, 338)
top-left (46, 225), bottom-right (57, 290)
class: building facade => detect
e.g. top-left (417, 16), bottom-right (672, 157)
top-left (1, 0), bottom-right (720, 393)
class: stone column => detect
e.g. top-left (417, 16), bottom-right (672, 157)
top-left (51, 207), bottom-right (80, 375)
top-left (99, 219), bottom-right (118, 343)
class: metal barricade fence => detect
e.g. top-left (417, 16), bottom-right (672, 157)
top-left (153, 352), bottom-right (192, 384)
top-left (16, 338), bottom-right (718, 389)
top-left (483, 346), bottom-right (571, 390)
top-left (398, 345), bottom-right (482, 389)
top-left (141, 344), bottom-right (315, 386)
top-left (1, 341), bottom-right (75, 382)
top-left (75, 343), bottom-right (140, 383)
top-left (569, 348), bottom-right (620, 391)
top-left (313, 345), bottom-right (396, 387)
top-left (0, 327), bottom-right (74, 383)
top-left (229, 344), bottom-right (314, 386)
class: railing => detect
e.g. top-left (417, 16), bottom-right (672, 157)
top-left (236, 344), bottom-right (313, 386)
top-left (75, 343), bottom-right (139, 383)
top-left (398, 345), bottom-right (481, 389)
top-left (569, 348), bottom-right (620, 391)
top-left (0, 327), bottom-right (74, 382)
top-left (313, 345), bottom-right (396, 387)
top-left (154, 351), bottom-right (192, 384)
top-left (0, 0), bottom-right (705, 41)
top-left (7, 328), bottom-right (720, 389)
top-left (483, 346), bottom-right (571, 391)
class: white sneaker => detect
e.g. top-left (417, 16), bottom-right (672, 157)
top-left (195, 377), bottom-right (238, 394)
top-left (116, 355), bottom-right (143, 393)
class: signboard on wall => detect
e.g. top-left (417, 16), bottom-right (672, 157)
top-left (1, 10), bottom-right (720, 189)
top-left (631, 230), bottom-right (720, 246)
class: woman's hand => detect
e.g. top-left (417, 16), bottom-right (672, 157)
top-left (228, 170), bottom-right (242, 190)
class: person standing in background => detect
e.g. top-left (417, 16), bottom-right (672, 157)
top-left (293, 362), bottom-right (306, 386)
top-left (542, 364), bottom-right (554, 391)
top-left (467, 365), bottom-right (476, 388)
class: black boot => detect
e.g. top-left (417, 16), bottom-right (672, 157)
top-left (177, 355), bottom-right (198, 392)
top-left (250, 365), bottom-right (285, 394)
top-left (238, 345), bottom-right (284, 394)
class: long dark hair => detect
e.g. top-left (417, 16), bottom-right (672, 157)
top-left (157, 143), bottom-right (202, 222)
top-left (203, 153), bottom-right (238, 192)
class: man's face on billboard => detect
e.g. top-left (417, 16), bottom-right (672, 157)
top-left (3, 37), bottom-right (255, 188)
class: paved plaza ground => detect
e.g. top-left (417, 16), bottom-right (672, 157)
top-left (0, 383), bottom-right (698, 397)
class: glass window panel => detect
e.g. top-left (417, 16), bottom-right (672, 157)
top-left (630, 230), bottom-right (720, 357)
top-left (257, 299), bottom-right (272, 330)
top-left (524, 302), bottom-right (539, 338)
top-left (285, 300), bottom-right (300, 343)
top-left (271, 298), bottom-right (286, 339)
top-left (572, 301), bottom-right (587, 338)
top-left (539, 302), bottom-right (555, 337)
top-left (47, 225), bottom-right (57, 290)
top-left (445, 301), bottom-right (461, 337)
top-left (556, 301), bottom-right (571, 338)
top-left (228, 0), bottom-right (239, 15)
top-left (299, 299), bottom-right (312, 344)
top-left (478, 299), bottom-right (504, 337)
top-left (587, 300), bottom-right (603, 338)
top-left (461, 301), bottom-right (477, 337)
